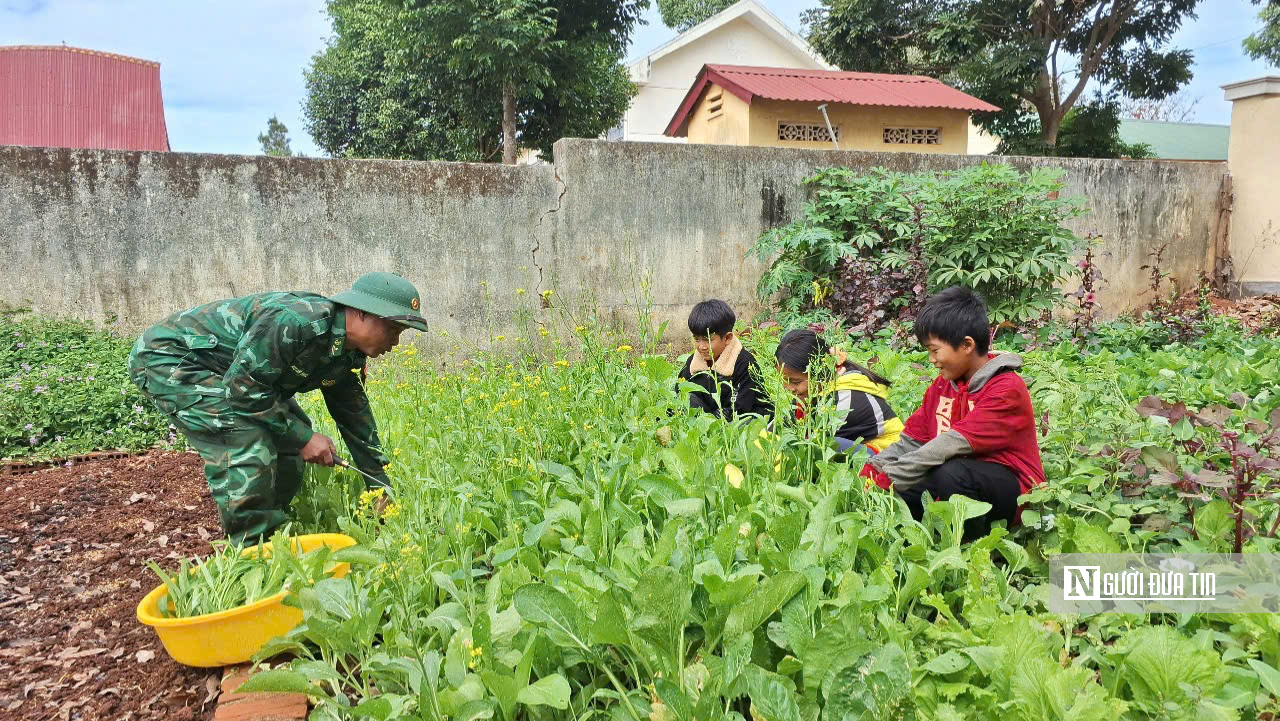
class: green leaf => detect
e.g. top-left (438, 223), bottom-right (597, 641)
top-left (663, 497), bottom-right (705, 517)
top-left (517, 674), bottom-right (571, 709)
top-left (1248, 659), bottom-right (1280, 698)
top-left (822, 644), bottom-right (912, 720)
top-left (923, 650), bottom-right (970, 675)
top-left (591, 589), bottom-right (631, 647)
top-left (724, 571), bottom-right (806, 640)
top-left (655, 677), bottom-right (695, 721)
top-left (236, 668), bottom-right (327, 698)
top-left (745, 667), bottom-right (803, 721)
top-left (330, 545), bottom-right (384, 566)
top-left (513, 584), bottom-right (588, 650)
top-left (351, 696), bottom-right (394, 720)
top-left (1120, 626), bottom-right (1226, 714)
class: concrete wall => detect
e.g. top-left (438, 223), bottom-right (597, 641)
top-left (1225, 78), bottom-right (1280, 295)
top-left (0, 140), bottom-right (1226, 355)
top-left (0, 149), bottom-right (557, 349)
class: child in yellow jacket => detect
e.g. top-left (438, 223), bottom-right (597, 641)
top-left (774, 329), bottom-right (902, 454)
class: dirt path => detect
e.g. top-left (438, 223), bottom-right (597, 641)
top-left (0, 451), bottom-right (224, 720)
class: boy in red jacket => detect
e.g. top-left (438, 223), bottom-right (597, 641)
top-left (864, 286), bottom-right (1045, 537)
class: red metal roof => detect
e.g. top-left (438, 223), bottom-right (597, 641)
top-left (0, 45), bottom-right (170, 151)
top-left (666, 64), bottom-right (1000, 137)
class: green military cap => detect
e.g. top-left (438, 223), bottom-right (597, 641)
top-left (330, 272), bottom-right (429, 332)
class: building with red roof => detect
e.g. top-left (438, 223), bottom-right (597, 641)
top-left (665, 64), bottom-right (998, 154)
top-left (0, 44), bottom-right (170, 152)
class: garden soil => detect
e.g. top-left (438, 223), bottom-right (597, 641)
top-left (0, 451), bottom-right (223, 721)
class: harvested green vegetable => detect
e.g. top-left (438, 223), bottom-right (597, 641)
top-left (147, 527), bottom-right (337, 618)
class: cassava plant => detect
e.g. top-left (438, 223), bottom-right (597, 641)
top-left (752, 163), bottom-right (1088, 332)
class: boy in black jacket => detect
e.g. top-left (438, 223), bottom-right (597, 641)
top-left (677, 300), bottom-right (772, 419)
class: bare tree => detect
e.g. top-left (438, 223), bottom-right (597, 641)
top-left (1120, 90), bottom-right (1201, 123)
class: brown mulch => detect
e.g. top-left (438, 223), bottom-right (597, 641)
top-left (1167, 292), bottom-right (1280, 333)
top-left (0, 451), bottom-right (224, 721)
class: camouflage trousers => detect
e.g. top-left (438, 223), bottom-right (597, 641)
top-left (129, 365), bottom-right (312, 545)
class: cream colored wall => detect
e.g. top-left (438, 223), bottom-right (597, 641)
top-left (1228, 93), bottom-right (1280, 294)
top-left (742, 99), bottom-right (970, 154)
top-left (626, 17), bottom-right (828, 143)
top-left (687, 83), bottom-right (751, 145)
top-left (967, 120), bottom-right (1000, 155)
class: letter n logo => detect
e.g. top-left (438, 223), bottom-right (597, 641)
top-left (1064, 566), bottom-right (1100, 600)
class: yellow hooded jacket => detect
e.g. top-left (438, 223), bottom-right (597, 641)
top-left (824, 368), bottom-right (903, 452)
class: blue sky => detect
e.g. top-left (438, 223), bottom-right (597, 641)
top-left (1, 0), bottom-right (1273, 156)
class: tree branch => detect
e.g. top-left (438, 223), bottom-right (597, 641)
top-left (1060, 0), bottom-right (1137, 116)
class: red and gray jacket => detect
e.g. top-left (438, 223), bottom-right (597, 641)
top-left (864, 352), bottom-right (1045, 494)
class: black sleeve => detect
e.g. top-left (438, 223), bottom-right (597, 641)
top-left (732, 351), bottom-right (772, 418)
top-left (833, 389), bottom-right (889, 445)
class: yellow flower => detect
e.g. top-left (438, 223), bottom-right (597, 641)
top-left (495, 335), bottom-right (506, 342)
top-left (540, 391), bottom-right (549, 398)
top-left (393, 448), bottom-right (402, 457)
top-left (516, 288), bottom-right (526, 296)
top-left (538, 327), bottom-right (549, 337)
top-left (724, 463), bottom-right (744, 489)
top-left (381, 502), bottom-right (401, 519)
top-left (554, 360), bottom-right (569, 368)
top-left (575, 325), bottom-right (587, 332)
top-left (358, 487), bottom-right (386, 508)
top-left (616, 345), bottom-right (633, 352)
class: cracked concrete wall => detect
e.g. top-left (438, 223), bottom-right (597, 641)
top-left (0, 147), bottom-right (557, 360)
top-left (2, 141), bottom-right (1224, 354)
top-left (549, 139), bottom-right (1226, 334)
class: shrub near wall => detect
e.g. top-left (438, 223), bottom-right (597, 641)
top-left (0, 309), bottom-right (176, 460)
top-left (752, 163), bottom-right (1088, 331)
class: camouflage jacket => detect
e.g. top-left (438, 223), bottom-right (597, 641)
top-left (129, 291), bottom-right (390, 485)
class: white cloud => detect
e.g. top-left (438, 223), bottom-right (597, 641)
top-left (0, 0), bottom-right (330, 154)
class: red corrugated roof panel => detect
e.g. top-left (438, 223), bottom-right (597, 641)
top-left (666, 64), bottom-right (1000, 137)
top-left (0, 45), bottom-right (170, 151)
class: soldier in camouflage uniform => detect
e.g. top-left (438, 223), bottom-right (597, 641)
top-left (128, 272), bottom-right (428, 544)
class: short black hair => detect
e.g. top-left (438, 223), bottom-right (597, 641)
top-left (688, 299), bottom-right (736, 338)
top-left (775, 329), bottom-right (828, 373)
top-left (914, 286), bottom-right (990, 354)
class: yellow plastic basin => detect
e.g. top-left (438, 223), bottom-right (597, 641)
top-left (136, 532), bottom-right (356, 667)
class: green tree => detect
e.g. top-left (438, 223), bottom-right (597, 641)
top-left (258, 115), bottom-right (294, 157)
top-left (998, 99), bottom-right (1154, 159)
top-left (1245, 1), bottom-right (1280, 66)
top-left (304, 0), bottom-right (644, 164)
top-left (805, 0), bottom-right (1200, 155)
top-left (656, 0), bottom-right (734, 32)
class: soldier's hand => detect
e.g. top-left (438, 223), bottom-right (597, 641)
top-left (301, 433), bottom-right (338, 466)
